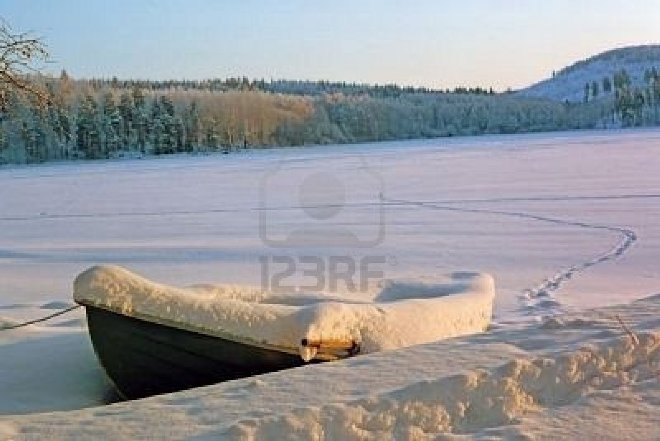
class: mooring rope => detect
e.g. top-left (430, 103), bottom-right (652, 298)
top-left (0, 304), bottom-right (81, 331)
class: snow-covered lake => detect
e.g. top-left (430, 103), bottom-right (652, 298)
top-left (1, 129), bottom-right (660, 439)
top-left (1, 129), bottom-right (660, 323)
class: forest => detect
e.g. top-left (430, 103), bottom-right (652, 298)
top-left (0, 70), bottom-right (657, 164)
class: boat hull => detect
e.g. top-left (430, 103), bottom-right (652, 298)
top-left (84, 306), bottom-right (309, 399)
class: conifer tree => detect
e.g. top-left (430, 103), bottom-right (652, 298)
top-left (76, 94), bottom-right (100, 158)
top-left (118, 91), bottom-right (133, 148)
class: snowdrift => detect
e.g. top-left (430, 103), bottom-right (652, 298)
top-left (228, 331), bottom-right (660, 440)
top-left (73, 265), bottom-right (495, 357)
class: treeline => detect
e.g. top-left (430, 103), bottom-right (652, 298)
top-left (612, 68), bottom-right (660, 126)
top-left (0, 73), bottom-right (314, 163)
top-left (0, 72), bottom-right (626, 164)
top-left (583, 67), bottom-right (660, 126)
top-left (75, 76), bottom-right (494, 99)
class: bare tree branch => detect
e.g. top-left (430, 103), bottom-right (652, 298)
top-left (0, 18), bottom-right (50, 109)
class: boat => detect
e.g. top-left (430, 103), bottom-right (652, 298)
top-left (74, 265), bottom-right (494, 400)
top-left (81, 305), bottom-right (358, 399)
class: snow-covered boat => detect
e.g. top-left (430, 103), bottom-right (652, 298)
top-left (74, 265), bottom-right (495, 399)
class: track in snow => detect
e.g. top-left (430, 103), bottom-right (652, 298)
top-left (383, 197), bottom-right (638, 317)
top-left (0, 193), bottom-right (658, 222)
top-left (0, 192), bottom-right (642, 317)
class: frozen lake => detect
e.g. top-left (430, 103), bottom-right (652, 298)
top-left (1, 129), bottom-right (660, 322)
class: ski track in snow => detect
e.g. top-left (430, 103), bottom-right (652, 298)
top-left (383, 197), bottom-right (638, 317)
top-left (0, 193), bottom-right (642, 319)
top-left (0, 193), bottom-right (660, 223)
top-left (0, 193), bottom-right (658, 222)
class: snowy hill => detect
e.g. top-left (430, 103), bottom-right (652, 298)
top-left (519, 45), bottom-right (660, 103)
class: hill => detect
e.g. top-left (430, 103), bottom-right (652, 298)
top-left (518, 45), bottom-right (660, 102)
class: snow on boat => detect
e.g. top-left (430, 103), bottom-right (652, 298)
top-left (73, 265), bottom-right (495, 399)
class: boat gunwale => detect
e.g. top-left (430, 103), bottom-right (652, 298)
top-left (75, 299), bottom-right (342, 362)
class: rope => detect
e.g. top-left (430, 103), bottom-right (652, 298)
top-left (0, 304), bottom-right (81, 331)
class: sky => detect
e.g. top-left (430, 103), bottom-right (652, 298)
top-left (2, 0), bottom-right (659, 91)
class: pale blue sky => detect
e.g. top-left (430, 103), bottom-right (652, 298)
top-left (3, 0), bottom-right (659, 90)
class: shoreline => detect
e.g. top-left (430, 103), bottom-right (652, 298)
top-left (2, 126), bottom-right (660, 172)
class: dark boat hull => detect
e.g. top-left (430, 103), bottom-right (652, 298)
top-left (84, 306), bottom-right (309, 399)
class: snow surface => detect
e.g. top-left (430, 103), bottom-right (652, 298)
top-left (2, 292), bottom-right (658, 440)
top-left (1, 129), bottom-right (660, 438)
top-left (2, 129), bottom-right (660, 321)
top-left (0, 323), bottom-right (113, 415)
top-left (74, 265), bottom-right (494, 356)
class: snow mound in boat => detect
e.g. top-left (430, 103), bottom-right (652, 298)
top-left (73, 265), bottom-right (494, 357)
